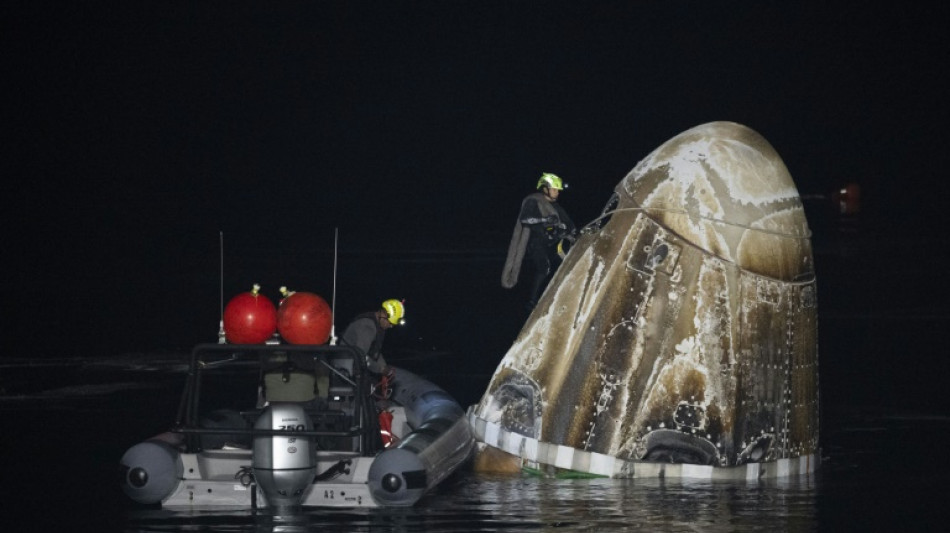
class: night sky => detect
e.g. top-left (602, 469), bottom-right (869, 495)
top-left (6, 2), bottom-right (950, 358)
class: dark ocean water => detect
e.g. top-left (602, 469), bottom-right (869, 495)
top-left (3, 214), bottom-right (948, 531)
top-left (1, 353), bottom-right (945, 532)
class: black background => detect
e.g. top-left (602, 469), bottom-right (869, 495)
top-left (6, 0), bottom-right (949, 433)
top-left (4, 3), bottom-right (950, 530)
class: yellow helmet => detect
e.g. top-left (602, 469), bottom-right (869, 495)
top-left (381, 299), bottom-right (405, 325)
top-left (537, 172), bottom-right (566, 190)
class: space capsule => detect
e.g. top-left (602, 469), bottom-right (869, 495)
top-left (470, 122), bottom-right (819, 479)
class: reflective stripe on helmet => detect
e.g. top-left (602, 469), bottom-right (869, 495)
top-left (381, 299), bottom-right (405, 325)
top-left (537, 172), bottom-right (564, 190)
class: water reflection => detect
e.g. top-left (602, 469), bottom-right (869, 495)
top-left (125, 473), bottom-right (818, 532)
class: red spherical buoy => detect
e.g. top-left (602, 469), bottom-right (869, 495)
top-left (277, 289), bottom-right (332, 345)
top-left (222, 285), bottom-right (278, 344)
top-left (832, 182), bottom-right (861, 215)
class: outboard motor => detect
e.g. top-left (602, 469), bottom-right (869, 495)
top-left (252, 403), bottom-right (316, 508)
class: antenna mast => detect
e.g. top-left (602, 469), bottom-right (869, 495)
top-left (329, 227), bottom-right (339, 345)
top-left (217, 230), bottom-right (226, 344)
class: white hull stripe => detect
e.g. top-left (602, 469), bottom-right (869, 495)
top-left (467, 409), bottom-right (818, 480)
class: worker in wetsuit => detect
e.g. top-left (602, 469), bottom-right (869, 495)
top-left (341, 299), bottom-right (405, 398)
top-left (341, 299), bottom-right (405, 448)
top-left (501, 173), bottom-right (577, 311)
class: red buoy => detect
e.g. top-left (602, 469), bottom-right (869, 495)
top-left (223, 285), bottom-right (277, 344)
top-left (277, 289), bottom-right (332, 345)
top-left (832, 182), bottom-right (861, 215)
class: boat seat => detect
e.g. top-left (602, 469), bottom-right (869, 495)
top-left (259, 354), bottom-right (330, 404)
top-left (263, 369), bottom-right (317, 402)
top-left (199, 408), bottom-right (252, 450)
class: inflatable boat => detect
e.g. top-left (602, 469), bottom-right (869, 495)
top-left (119, 343), bottom-right (474, 508)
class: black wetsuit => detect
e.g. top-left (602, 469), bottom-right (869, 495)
top-left (341, 313), bottom-right (387, 374)
top-left (518, 194), bottom-right (576, 309)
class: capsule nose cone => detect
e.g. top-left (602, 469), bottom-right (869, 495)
top-left (620, 121), bottom-right (811, 279)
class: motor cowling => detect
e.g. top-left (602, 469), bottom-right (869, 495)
top-left (119, 438), bottom-right (183, 504)
top-left (252, 403), bottom-right (316, 508)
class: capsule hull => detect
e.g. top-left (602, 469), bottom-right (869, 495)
top-left (471, 122), bottom-right (819, 477)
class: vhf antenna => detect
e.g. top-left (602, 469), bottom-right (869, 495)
top-left (329, 227), bottom-right (339, 345)
top-left (217, 230), bottom-right (226, 344)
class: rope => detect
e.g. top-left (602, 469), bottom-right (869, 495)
top-left (583, 206), bottom-right (812, 240)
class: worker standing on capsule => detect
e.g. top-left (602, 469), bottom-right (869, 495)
top-left (471, 122), bottom-right (819, 479)
top-left (502, 173), bottom-right (577, 312)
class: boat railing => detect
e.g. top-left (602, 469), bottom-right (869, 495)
top-left (176, 342), bottom-right (382, 456)
top-left (170, 426), bottom-right (362, 438)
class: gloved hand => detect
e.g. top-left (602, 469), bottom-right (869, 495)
top-left (372, 367), bottom-right (395, 400)
top-left (543, 215), bottom-right (559, 225)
